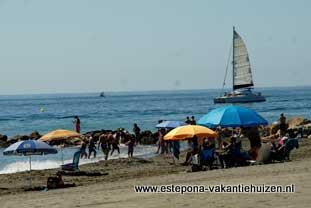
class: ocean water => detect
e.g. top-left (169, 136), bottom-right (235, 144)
top-left (0, 87), bottom-right (310, 174)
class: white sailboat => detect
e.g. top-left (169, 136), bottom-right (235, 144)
top-left (214, 27), bottom-right (265, 104)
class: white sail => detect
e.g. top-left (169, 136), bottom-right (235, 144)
top-left (233, 29), bottom-right (254, 90)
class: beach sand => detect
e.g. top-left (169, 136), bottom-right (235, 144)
top-left (1, 138), bottom-right (311, 208)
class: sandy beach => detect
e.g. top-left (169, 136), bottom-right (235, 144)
top-left (0, 138), bottom-right (310, 208)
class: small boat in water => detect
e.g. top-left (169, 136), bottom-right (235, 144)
top-left (214, 27), bottom-right (265, 104)
top-left (99, 92), bottom-right (105, 97)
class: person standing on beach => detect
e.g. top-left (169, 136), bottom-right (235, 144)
top-left (182, 136), bottom-right (199, 165)
top-left (156, 128), bottom-right (165, 154)
top-left (133, 123), bottom-right (141, 143)
top-left (73, 116), bottom-right (81, 133)
top-left (110, 132), bottom-right (120, 156)
top-left (190, 116), bottom-right (196, 125)
top-left (244, 127), bottom-right (262, 160)
top-left (279, 113), bottom-right (288, 136)
top-left (98, 134), bottom-right (110, 160)
top-left (80, 139), bottom-right (88, 159)
top-left (185, 117), bottom-right (191, 125)
top-left (172, 141), bottom-right (180, 164)
top-left (88, 136), bottom-right (97, 159)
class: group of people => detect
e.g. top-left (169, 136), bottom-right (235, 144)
top-left (185, 116), bottom-right (196, 125)
top-left (154, 116), bottom-right (197, 161)
top-left (78, 126), bottom-right (139, 160)
top-left (155, 128), bottom-right (180, 162)
top-left (72, 113), bottom-right (297, 171)
top-left (184, 113), bottom-right (299, 172)
top-left (265, 113), bottom-right (299, 162)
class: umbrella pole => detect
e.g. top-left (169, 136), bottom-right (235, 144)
top-left (29, 155), bottom-right (32, 188)
top-left (61, 147), bottom-right (64, 165)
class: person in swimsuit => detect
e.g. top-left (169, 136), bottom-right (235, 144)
top-left (98, 134), bottom-right (110, 160)
top-left (80, 140), bottom-right (88, 159)
top-left (88, 136), bottom-right (97, 159)
top-left (110, 132), bottom-right (120, 156)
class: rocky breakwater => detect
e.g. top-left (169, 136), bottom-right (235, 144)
top-left (287, 117), bottom-right (311, 137)
top-left (83, 129), bottom-right (157, 145)
top-left (0, 131), bottom-right (42, 148)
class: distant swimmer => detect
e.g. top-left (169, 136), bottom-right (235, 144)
top-left (40, 107), bottom-right (45, 112)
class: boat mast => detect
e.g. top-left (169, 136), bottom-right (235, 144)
top-left (232, 26), bottom-right (235, 91)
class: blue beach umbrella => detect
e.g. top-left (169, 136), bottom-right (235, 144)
top-left (156, 121), bottom-right (186, 129)
top-left (197, 106), bottom-right (268, 128)
top-left (3, 140), bottom-right (57, 187)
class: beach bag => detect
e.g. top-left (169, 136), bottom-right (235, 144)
top-left (47, 177), bottom-right (60, 189)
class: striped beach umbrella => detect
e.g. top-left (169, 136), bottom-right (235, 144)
top-left (3, 140), bottom-right (57, 187)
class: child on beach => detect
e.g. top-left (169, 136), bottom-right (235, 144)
top-left (127, 137), bottom-right (136, 158)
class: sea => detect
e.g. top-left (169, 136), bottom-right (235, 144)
top-left (0, 86), bottom-right (310, 174)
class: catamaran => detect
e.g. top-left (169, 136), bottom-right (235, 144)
top-left (214, 27), bottom-right (266, 103)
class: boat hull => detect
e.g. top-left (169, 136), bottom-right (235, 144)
top-left (214, 93), bottom-right (266, 104)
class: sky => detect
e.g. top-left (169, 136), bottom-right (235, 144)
top-left (0, 0), bottom-right (310, 94)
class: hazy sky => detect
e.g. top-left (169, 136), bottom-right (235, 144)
top-left (0, 0), bottom-right (310, 94)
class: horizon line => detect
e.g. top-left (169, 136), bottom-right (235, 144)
top-left (0, 84), bottom-right (310, 97)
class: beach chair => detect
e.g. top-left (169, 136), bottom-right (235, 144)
top-left (270, 144), bottom-right (286, 162)
top-left (284, 138), bottom-right (299, 160)
top-left (270, 138), bottom-right (298, 162)
top-left (61, 151), bottom-right (81, 171)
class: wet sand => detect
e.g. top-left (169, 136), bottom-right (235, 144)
top-left (1, 138), bottom-right (311, 208)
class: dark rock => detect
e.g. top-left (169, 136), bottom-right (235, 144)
top-left (7, 138), bottom-right (18, 145)
top-left (288, 117), bottom-right (311, 129)
top-left (93, 132), bottom-right (103, 140)
top-left (29, 131), bottom-right (41, 140)
top-left (0, 134), bottom-right (8, 142)
top-left (140, 130), bottom-right (156, 145)
top-left (0, 140), bottom-right (8, 148)
top-left (10, 135), bottom-right (30, 142)
top-left (20, 135), bottom-right (30, 141)
top-left (84, 130), bottom-right (107, 138)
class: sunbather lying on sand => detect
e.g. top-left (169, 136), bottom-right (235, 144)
top-left (47, 172), bottom-right (75, 190)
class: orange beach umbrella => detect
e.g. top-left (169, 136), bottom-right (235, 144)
top-left (164, 125), bottom-right (217, 141)
top-left (39, 129), bottom-right (81, 142)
